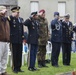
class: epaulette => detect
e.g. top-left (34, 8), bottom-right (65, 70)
top-left (7, 16), bottom-right (11, 21)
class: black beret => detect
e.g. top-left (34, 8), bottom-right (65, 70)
top-left (31, 11), bottom-right (37, 16)
top-left (11, 6), bottom-right (20, 12)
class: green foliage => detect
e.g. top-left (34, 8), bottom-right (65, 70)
top-left (6, 53), bottom-right (76, 75)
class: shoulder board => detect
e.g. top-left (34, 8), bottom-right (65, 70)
top-left (8, 16), bottom-right (11, 21)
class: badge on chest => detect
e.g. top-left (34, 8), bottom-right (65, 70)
top-left (55, 24), bottom-right (60, 30)
top-left (32, 22), bottom-right (35, 29)
top-left (13, 19), bottom-right (16, 27)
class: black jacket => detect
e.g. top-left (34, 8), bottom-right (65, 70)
top-left (8, 15), bottom-right (24, 43)
top-left (51, 18), bottom-right (62, 43)
top-left (24, 18), bottom-right (39, 44)
top-left (62, 21), bottom-right (73, 43)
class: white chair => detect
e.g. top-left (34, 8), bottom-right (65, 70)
top-left (7, 43), bottom-right (12, 67)
top-left (22, 43), bottom-right (28, 66)
top-left (8, 51), bottom-right (12, 67)
top-left (22, 51), bottom-right (25, 66)
top-left (46, 41), bottom-right (52, 59)
top-left (7, 43), bottom-right (29, 66)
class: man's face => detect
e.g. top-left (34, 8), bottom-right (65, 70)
top-left (64, 17), bottom-right (69, 22)
top-left (12, 12), bottom-right (19, 17)
top-left (16, 12), bottom-right (19, 17)
top-left (55, 15), bottom-right (59, 20)
top-left (40, 13), bottom-right (45, 18)
top-left (34, 15), bottom-right (38, 19)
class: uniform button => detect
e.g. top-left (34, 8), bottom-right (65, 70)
top-left (22, 36), bottom-right (24, 38)
top-left (14, 25), bottom-right (16, 27)
top-left (63, 26), bottom-right (65, 28)
top-left (55, 35), bottom-right (56, 36)
top-left (33, 27), bottom-right (35, 29)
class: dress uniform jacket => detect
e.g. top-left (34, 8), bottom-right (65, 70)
top-left (51, 18), bottom-right (62, 43)
top-left (8, 15), bottom-right (24, 43)
top-left (62, 21), bottom-right (73, 43)
top-left (24, 18), bottom-right (39, 44)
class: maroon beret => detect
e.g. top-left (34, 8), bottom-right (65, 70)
top-left (39, 9), bottom-right (45, 13)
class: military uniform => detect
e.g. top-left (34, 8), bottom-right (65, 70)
top-left (8, 6), bottom-right (24, 73)
top-left (37, 15), bottom-right (48, 67)
top-left (62, 17), bottom-right (73, 65)
top-left (24, 12), bottom-right (39, 71)
top-left (51, 12), bottom-right (62, 67)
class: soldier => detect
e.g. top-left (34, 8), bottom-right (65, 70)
top-left (51, 12), bottom-right (62, 67)
top-left (37, 9), bottom-right (48, 68)
top-left (0, 6), bottom-right (10, 75)
top-left (8, 6), bottom-right (24, 73)
top-left (62, 13), bottom-right (73, 66)
top-left (24, 12), bottom-right (39, 71)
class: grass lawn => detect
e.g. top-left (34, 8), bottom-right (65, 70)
top-left (6, 53), bottom-right (76, 75)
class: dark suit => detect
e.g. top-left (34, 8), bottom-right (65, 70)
top-left (51, 18), bottom-right (62, 66)
top-left (24, 18), bottom-right (39, 69)
top-left (8, 15), bottom-right (24, 71)
top-left (62, 21), bottom-right (73, 65)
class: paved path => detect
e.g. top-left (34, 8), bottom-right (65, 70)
top-left (56, 72), bottom-right (72, 75)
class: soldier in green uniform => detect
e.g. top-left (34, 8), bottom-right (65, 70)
top-left (37, 9), bottom-right (48, 68)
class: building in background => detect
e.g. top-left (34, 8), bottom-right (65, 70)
top-left (0, 0), bottom-right (76, 24)
top-left (0, 0), bottom-right (17, 16)
top-left (18, 0), bottom-right (76, 25)
top-left (1, 0), bottom-right (76, 53)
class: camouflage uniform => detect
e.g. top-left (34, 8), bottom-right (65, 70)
top-left (37, 16), bottom-right (48, 67)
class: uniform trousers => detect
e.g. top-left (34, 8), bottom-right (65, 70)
top-left (37, 45), bottom-right (46, 61)
top-left (12, 43), bottom-right (22, 71)
top-left (0, 42), bottom-right (9, 74)
top-left (51, 42), bottom-right (61, 66)
top-left (28, 44), bottom-right (38, 68)
top-left (62, 43), bottom-right (71, 65)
